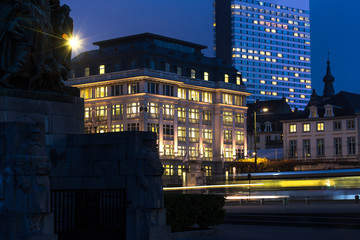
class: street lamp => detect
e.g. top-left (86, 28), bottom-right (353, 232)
top-left (253, 103), bottom-right (268, 172)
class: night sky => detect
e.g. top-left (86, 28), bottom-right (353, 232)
top-left (62, 0), bottom-right (360, 96)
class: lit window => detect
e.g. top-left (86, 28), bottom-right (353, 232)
top-left (301, 95), bottom-right (305, 98)
top-left (303, 123), bottom-right (310, 132)
top-left (289, 89), bottom-right (294, 92)
top-left (236, 76), bottom-right (241, 85)
top-left (222, 93), bottom-right (232, 104)
top-left (260, 80), bottom-right (265, 84)
top-left (224, 74), bottom-right (229, 83)
top-left (204, 72), bottom-right (209, 81)
top-left (99, 65), bottom-right (105, 74)
top-left (317, 122), bottom-right (324, 131)
top-left (178, 88), bottom-right (186, 100)
top-left (290, 124), bottom-right (297, 133)
top-left (95, 86), bottom-right (107, 98)
top-left (189, 90), bottom-right (199, 101)
top-left (202, 92), bottom-right (212, 103)
top-left (272, 81), bottom-right (277, 85)
top-left (112, 124), bottom-right (123, 132)
top-left (191, 69), bottom-right (196, 79)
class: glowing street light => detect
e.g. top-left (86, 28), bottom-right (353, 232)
top-left (62, 33), bottom-right (81, 50)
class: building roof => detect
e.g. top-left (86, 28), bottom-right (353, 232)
top-left (93, 32), bottom-right (207, 50)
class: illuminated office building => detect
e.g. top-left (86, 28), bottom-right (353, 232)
top-left (215, 0), bottom-right (311, 110)
top-left (67, 33), bottom-right (250, 184)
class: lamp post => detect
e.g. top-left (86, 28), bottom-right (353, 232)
top-left (253, 110), bottom-right (258, 172)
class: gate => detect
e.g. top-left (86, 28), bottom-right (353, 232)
top-left (51, 189), bottom-right (126, 240)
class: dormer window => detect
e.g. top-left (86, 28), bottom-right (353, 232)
top-left (256, 123), bottom-right (261, 132)
top-left (264, 121), bottom-right (272, 132)
top-left (308, 106), bottom-right (318, 118)
top-left (324, 104), bottom-right (334, 117)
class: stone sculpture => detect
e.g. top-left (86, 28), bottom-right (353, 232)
top-left (136, 134), bottom-right (164, 224)
top-left (0, 0), bottom-right (73, 91)
top-left (15, 124), bottom-right (51, 233)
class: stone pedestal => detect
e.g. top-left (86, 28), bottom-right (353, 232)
top-left (187, 161), bottom-right (206, 187)
top-left (0, 214), bottom-right (57, 240)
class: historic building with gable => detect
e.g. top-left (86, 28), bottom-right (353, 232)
top-left (282, 60), bottom-right (360, 169)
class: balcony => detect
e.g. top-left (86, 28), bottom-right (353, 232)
top-left (163, 135), bottom-right (174, 141)
top-left (202, 120), bottom-right (212, 126)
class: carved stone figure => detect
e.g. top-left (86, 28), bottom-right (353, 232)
top-left (0, 0), bottom-right (73, 91)
top-left (15, 124), bottom-right (51, 233)
top-left (136, 135), bottom-right (164, 210)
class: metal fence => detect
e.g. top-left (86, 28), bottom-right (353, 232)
top-left (51, 189), bottom-right (126, 240)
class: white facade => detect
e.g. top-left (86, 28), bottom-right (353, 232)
top-left (67, 69), bottom-right (250, 180)
top-left (282, 106), bottom-right (360, 167)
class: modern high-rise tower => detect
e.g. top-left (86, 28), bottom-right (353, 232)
top-left (214, 0), bottom-right (311, 110)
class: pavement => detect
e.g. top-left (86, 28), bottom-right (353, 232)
top-left (173, 201), bottom-right (360, 240)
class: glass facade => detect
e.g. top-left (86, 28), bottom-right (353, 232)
top-left (217, 0), bottom-right (311, 110)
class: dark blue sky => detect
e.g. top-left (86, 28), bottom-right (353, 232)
top-left (63, 0), bottom-right (360, 95)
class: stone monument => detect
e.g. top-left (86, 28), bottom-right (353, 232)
top-left (0, 1), bottom-right (82, 239)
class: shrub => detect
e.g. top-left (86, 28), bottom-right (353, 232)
top-left (164, 194), bottom-right (225, 232)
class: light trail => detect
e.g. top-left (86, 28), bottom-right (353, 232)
top-left (163, 183), bottom-right (264, 191)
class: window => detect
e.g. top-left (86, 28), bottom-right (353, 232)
top-left (333, 121), bottom-right (341, 131)
top-left (111, 85), bottom-right (123, 96)
top-left (236, 148), bottom-right (244, 159)
top-left (236, 76), bottom-right (241, 85)
top-left (235, 131), bottom-right (244, 144)
top-left (222, 93), bottom-right (232, 104)
top-left (234, 96), bottom-right (243, 106)
top-left (147, 123), bottom-right (159, 134)
top-left (189, 128), bottom-right (199, 142)
top-left (127, 103), bottom-right (140, 119)
top-left (178, 107), bottom-right (186, 123)
top-left (317, 122), bottom-right (324, 131)
top-left (163, 124), bottom-right (174, 140)
top-left (165, 63), bottom-right (170, 72)
top-left (348, 137), bottom-right (356, 155)
top-left (112, 124), bottom-right (123, 132)
top-left (111, 104), bottom-right (123, 120)
top-left (178, 146), bottom-right (186, 158)
top-left (84, 107), bottom-right (91, 121)
top-left (189, 109), bottom-right (199, 123)
top-left (127, 123), bottom-right (139, 131)
top-left (96, 125), bottom-right (107, 134)
top-left (189, 146), bottom-right (199, 159)
top-left (202, 129), bottom-right (212, 143)
top-left (223, 112), bottom-right (233, 126)
top-left (204, 72), bottom-right (209, 81)
top-left (224, 74), bottom-right (229, 83)
top-left (202, 92), bottom-right (212, 103)
top-left (177, 67), bottom-right (182, 76)
top-left (148, 82), bottom-right (159, 94)
top-left (289, 124), bottom-right (297, 133)
top-left (303, 139), bottom-right (311, 157)
top-left (223, 130), bottom-right (232, 143)
top-left (191, 69), bottom-right (196, 78)
top-left (178, 88), bottom-right (186, 99)
top-left (189, 90), bottom-right (199, 101)
top-left (224, 148), bottom-right (233, 161)
top-left (235, 113), bottom-right (245, 125)
top-left (202, 110), bottom-right (211, 124)
top-left (128, 82), bottom-right (139, 94)
top-left (95, 86), bottom-right (107, 98)
top-left (203, 149), bottom-right (213, 161)
top-left (264, 122), bottom-right (272, 132)
top-left (317, 139), bottom-right (325, 156)
top-left (347, 120), bottom-right (355, 130)
top-left (163, 85), bottom-right (174, 96)
top-left (289, 140), bottom-right (297, 157)
top-left (99, 65), bottom-right (105, 74)
top-left (85, 67), bottom-right (90, 77)
top-left (303, 123), bottom-right (310, 132)
top-left (96, 106), bottom-right (107, 118)
top-left (163, 165), bottom-right (174, 175)
top-left (178, 126), bottom-right (186, 142)
top-left (334, 138), bottom-right (342, 156)
top-left (147, 102), bottom-right (159, 119)
top-left (163, 104), bottom-right (174, 119)
top-left (80, 88), bottom-right (92, 99)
